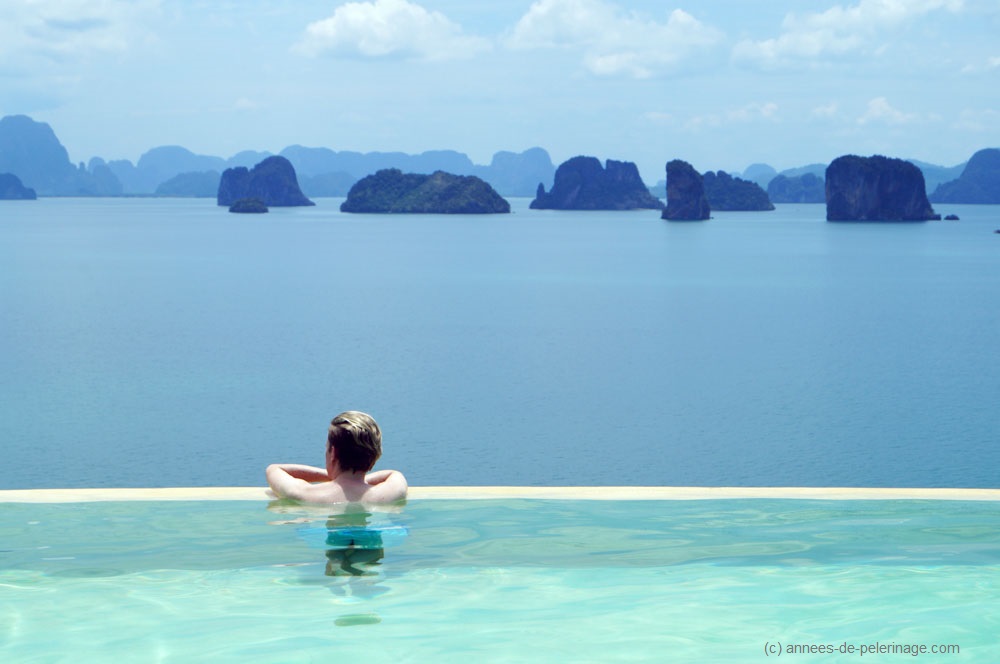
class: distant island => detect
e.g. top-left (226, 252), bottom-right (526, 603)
top-left (702, 171), bottom-right (774, 211)
top-left (930, 148), bottom-right (1000, 204)
top-left (662, 160), bottom-right (710, 221)
top-left (826, 155), bottom-right (939, 221)
top-left (530, 156), bottom-right (663, 210)
top-left (0, 115), bottom-right (119, 196)
top-left (0, 172), bottom-right (36, 200)
top-left (767, 173), bottom-right (825, 203)
top-left (2, 113), bottom-right (998, 206)
top-left (217, 156), bottom-right (314, 207)
top-left (341, 169), bottom-right (510, 214)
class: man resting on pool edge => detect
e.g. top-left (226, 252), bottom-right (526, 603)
top-left (266, 411), bottom-right (407, 504)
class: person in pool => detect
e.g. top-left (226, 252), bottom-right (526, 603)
top-left (266, 411), bottom-right (407, 504)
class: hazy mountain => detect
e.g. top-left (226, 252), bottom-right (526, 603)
top-left (279, 146), bottom-right (475, 179)
top-left (909, 158), bottom-right (967, 194)
top-left (741, 163), bottom-right (778, 188)
top-left (0, 115), bottom-right (121, 195)
top-left (472, 147), bottom-right (555, 196)
top-left (155, 171), bottom-right (221, 197)
top-left (929, 148), bottom-right (1000, 204)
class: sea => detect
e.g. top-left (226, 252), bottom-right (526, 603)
top-left (1, 197), bottom-right (998, 490)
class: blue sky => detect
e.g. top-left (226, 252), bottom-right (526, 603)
top-left (2, 0), bottom-right (998, 181)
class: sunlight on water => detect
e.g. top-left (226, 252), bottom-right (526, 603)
top-left (1, 499), bottom-right (998, 662)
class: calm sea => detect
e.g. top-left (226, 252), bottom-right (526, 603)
top-left (1, 197), bottom-right (998, 489)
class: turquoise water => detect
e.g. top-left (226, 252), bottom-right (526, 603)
top-left (1, 498), bottom-right (998, 662)
top-left (1, 198), bottom-right (999, 489)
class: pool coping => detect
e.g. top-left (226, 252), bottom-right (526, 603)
top-left (1, 486), bottom-right (999, 503)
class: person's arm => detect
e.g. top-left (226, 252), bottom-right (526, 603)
top-left (266, 464), bottom-right (328, 500)
top-left (365, 469), bottom-right (408, 501)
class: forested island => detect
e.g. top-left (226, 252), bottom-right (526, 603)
top-left (341, 169), bottom-right (510, 214)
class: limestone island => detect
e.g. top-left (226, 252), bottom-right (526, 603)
top-left (229, 198), bottom-right (268, 214)
top-left (826, 155), bottom-right (939, 221)
top-left (340, 169), bottom-right (510, 214)
top-left (217, 156), bottom-right (314, 207)
top-left (530, 156), bottom-right (663, 210)
top-left (0, 173), bottom-right (37, 200)
top-left (702, 171), bottom-right (774, 211)
top-left (662, 160), bottom-right (710, 221)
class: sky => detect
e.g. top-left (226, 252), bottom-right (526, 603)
top-left (1, 0), bottom-right (998, 182)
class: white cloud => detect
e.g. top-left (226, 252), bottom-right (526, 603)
top-left (295, 0), bottom-right (491, 61)
top-left (0, 0), bottom-right (160, 63)
top-left (857, 97), bottom-right (917, 125)
top-left (733, 0), bottom-right (963, 66)
top-left (506, 0), bottom-right (722, 78)
top-left (963, 55), bottom-right (1000, 73)
top-left (685, 102), bottom-right (780, 131)
top-left (953, 108), bottom-right (1000, 132)
top-left (643, 111), bottom-right (674, 124)
top-left (812, 102), bottom-right (840, 118)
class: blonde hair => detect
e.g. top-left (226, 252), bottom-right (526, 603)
top-left (328, 411), bottom-right (382, 472)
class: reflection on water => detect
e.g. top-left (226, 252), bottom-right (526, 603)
top-left (321, 511), bottom-right (386, 578)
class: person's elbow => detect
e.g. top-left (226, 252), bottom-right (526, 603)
top-left (387, 470), bottom-right (408, 501)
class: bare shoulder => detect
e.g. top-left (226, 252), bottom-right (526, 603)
top-left (366, 470), bottom-right (408, 503)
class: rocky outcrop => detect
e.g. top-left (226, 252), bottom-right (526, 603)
top-left (767, 173), bottom-right (826, 203)
top-left (0, 173), bottom-right (37, 199)
top-left (929, 148), bottom-right (1000, 204)
top-left (662, 160), bottom-right (710, 221)
top-left (530, 156), bottom-right (662, 210)
top-left (825, 155), bottom-right (939, 221)
top-left (703, 171), bottom-right (774, 211)
top-left (229, 198), bottom-right (268, 213)
top-left (217, 156), bottom-right (314, 207)
top-left (341, 169), bottom-right (510, 214)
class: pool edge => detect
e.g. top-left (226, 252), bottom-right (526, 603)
top-left (1, 486), bottom-right (999, 503)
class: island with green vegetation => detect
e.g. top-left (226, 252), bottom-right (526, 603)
top-left (341, 169), bottom-right (510, 214)
top-left (702, 170), bottom-right (774, 211)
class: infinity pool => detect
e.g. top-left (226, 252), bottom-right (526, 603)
top-left (2, 492), bottom-right (998, 662)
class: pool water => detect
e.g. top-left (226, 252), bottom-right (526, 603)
top-left (2, 498), bottom-right (998, 662)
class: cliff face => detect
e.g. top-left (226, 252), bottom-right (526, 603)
top-left (530, 156), bottom-right (663, 210)
top-left (217, 156), bottom-right (314, 207)
top-left (0, 173), bottom-right (37, 200)
top-left (702, 171), bottom-right (774, 211)
top-left (930, 148), bottom-right (1000, 204)
top-left (826, 155), bottom-right (939, 221)
top-left (340, 169), bottom-right (510, 214)
top-left (662, 160), bottom-right (710, 220)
